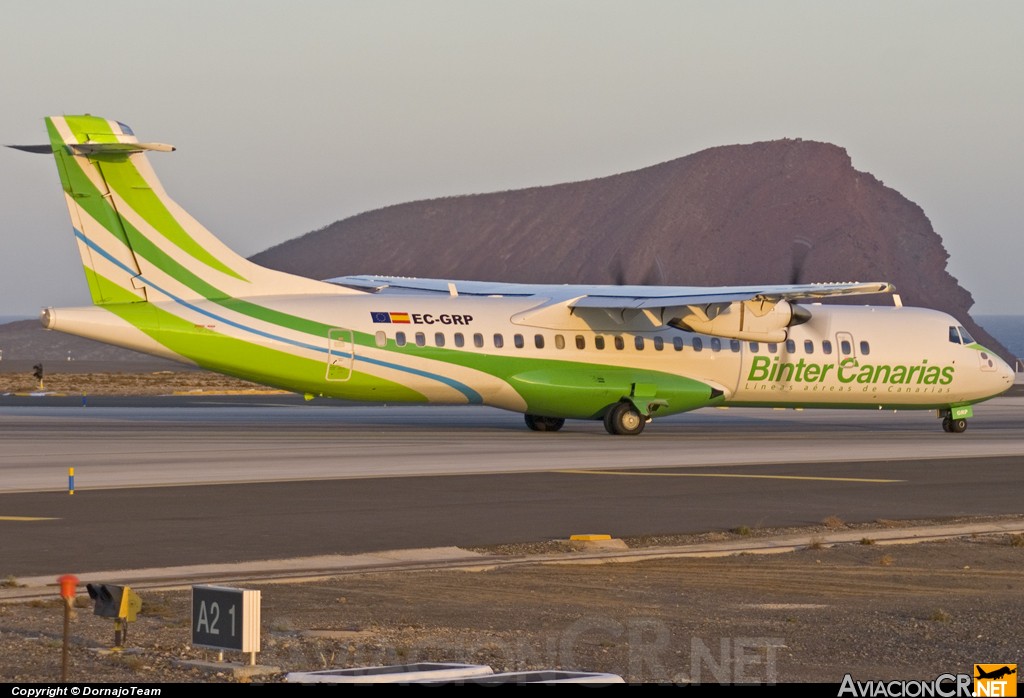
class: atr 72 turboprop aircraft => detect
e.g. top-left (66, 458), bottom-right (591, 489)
top-left (11, 115), bottom-right (1014, 435)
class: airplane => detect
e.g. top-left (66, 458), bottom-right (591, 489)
top-left (10, 115), bottom-right (1015, 435)
top-left (975, 666), bottom-right (1016, 681)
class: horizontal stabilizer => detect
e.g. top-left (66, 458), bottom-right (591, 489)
top-left (70, 141), bottom-right (176, 154)
top-left (8, 142), bottom-right (176, 155)
top-left (6, 144), bottom-right (53, 154)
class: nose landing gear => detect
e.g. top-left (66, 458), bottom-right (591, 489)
top-left (941, 416), bottom-right (967, 433)
top-left (938, 406), bottom-right (970, 433)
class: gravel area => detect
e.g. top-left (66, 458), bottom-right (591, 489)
top-left (0, 371), bottom-right (267, 396)
top-left (2, 519), bottom-right (1023, 685)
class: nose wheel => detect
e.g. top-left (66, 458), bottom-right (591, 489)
top-left (941, 417), bottom-right (967, 433)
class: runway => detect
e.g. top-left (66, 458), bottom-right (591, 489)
top-left (1, 396), bottom-right (1022, 576)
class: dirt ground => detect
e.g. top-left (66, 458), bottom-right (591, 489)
top-left (0, 371), bottom-right (273, 396)
top-left (2, 524), bottom-right (1023, 685)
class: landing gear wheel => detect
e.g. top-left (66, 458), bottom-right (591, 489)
top-left (603, 402), bottom-right (646, 436)
top-left (524, 414), bottom-right (565, 432)
top-left (942, 417), bottom-right (967, 433)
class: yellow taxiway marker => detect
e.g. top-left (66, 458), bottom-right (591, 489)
top-left (557, 470), bottom-right (903, 484)
top-left (0, 516), bottom-right (59, 521)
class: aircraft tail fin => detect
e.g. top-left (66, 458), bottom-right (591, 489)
top-left (35, 115), bottom-right (344, 306)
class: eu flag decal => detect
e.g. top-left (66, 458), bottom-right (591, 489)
top-left (370, 312), bottom-right (391, 323)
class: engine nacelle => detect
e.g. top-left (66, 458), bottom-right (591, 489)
top-left (669, 299), bottom-right (810, 342)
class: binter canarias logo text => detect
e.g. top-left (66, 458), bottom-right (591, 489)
top-left (747, 356), bottom-right (955, 386)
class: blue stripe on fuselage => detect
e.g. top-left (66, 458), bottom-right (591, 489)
top-left (73, 229), bottom-right (483, 403)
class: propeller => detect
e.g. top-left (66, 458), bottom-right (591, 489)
top-left (610, 255), bottom-right (627, 285)
top-left (611, 254), bottom-right (667, 286)
top-left (790, 237), bottom-right (813, 284)
top-left (648, 257), bottom-right (667, 286)
top-left (788, 237), bottom-right (815, 327)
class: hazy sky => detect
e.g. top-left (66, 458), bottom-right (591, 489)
top-left (1, 1), bottom-right (1021, 317)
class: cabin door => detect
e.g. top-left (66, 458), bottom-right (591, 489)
top-left (835, 332), bottom-right (857, 364)
top-left (326, 328), bottom-right (354, 381)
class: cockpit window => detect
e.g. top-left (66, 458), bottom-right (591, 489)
top-left (948, 326), bottom-right (961, 344)
top-left (957, 326), bottom-right (975, 344)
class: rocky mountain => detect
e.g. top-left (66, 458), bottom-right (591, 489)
top-left (252, 138), bottom-right (1010, 360)
top-left (3, 139), bottom-right (1012, 367)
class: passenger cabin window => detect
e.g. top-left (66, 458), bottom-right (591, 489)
top-left (555, 335), bottom-right (565, 350)
top-left (711, 338), bottom-right (721, 352)
top-left (493, 333), bottom-right (504, 348)
top-left (859, 340), bottom-right (870, 355)
top-left (434, 332), bottom-right (445, 347)
top-left (614, 336), bottom-right (624, 350)
top-left (840, 340), bottom-right (851, 355)
top-left (534, 334), bottom-right (544, 349)
top-left (375, 331), bottom-right (386, 348)
top-left (692, 338), bottom-right (703, 352)
top-left (654, 337), bottom-right (664, 351)
top-left (595, 336), bottom-right (606, 350)
top-left (749, 342), bottom-right (759, 353)
top-left (673, 337), bottom-right (684, 351)
top-left (415, 332), bottom-right (426, 347)
top-left (514, 334), bottom-right (525, 349)
top-left (730, 339), bottom-right (741, 353)
top-left (785, 340), bottom-right (796, 353)
top-left (576, 335), bottom-right (586, 350)
top-left (634, 336), bottom-right (645, 350)
top-left (822, 340), bottom-right (833, 355)
top-left (454, 333), bottom-right (465, 348)
top-left (396, 331), bottom-right (407, 347)
top-left (768, 343), bottom-right (778, 354)
top-left (804, 340), bottom-right (814, 354)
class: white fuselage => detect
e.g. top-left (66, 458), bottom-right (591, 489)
top-left (47, 292), bottom-right (1010, 413)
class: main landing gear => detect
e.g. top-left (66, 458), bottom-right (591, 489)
top-left (603, 402), bottom-right (647, 436)
top-left (524, 404), bottom-right (651, 435)
top-left (524, 414), bottom-right (565, 432)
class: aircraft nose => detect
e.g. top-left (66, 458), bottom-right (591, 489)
top-left (1000, 357), bottom-right (1017, 386)
top-left (992, 353), bottom-right (1016, 391)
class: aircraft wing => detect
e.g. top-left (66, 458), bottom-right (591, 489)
top-left (330, 275), bottom-right (894, 341)
top-left (569, 281), bottom-right (894, 310)
top-left (327, 275), bottom-right (541, 297)
top-left (328, 275), bottom-right (893, 307)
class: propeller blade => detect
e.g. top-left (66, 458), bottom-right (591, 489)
top-left (610, 256), bottom-right (627, 285)
top-left (791, 237), bottom-right (813, 284)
